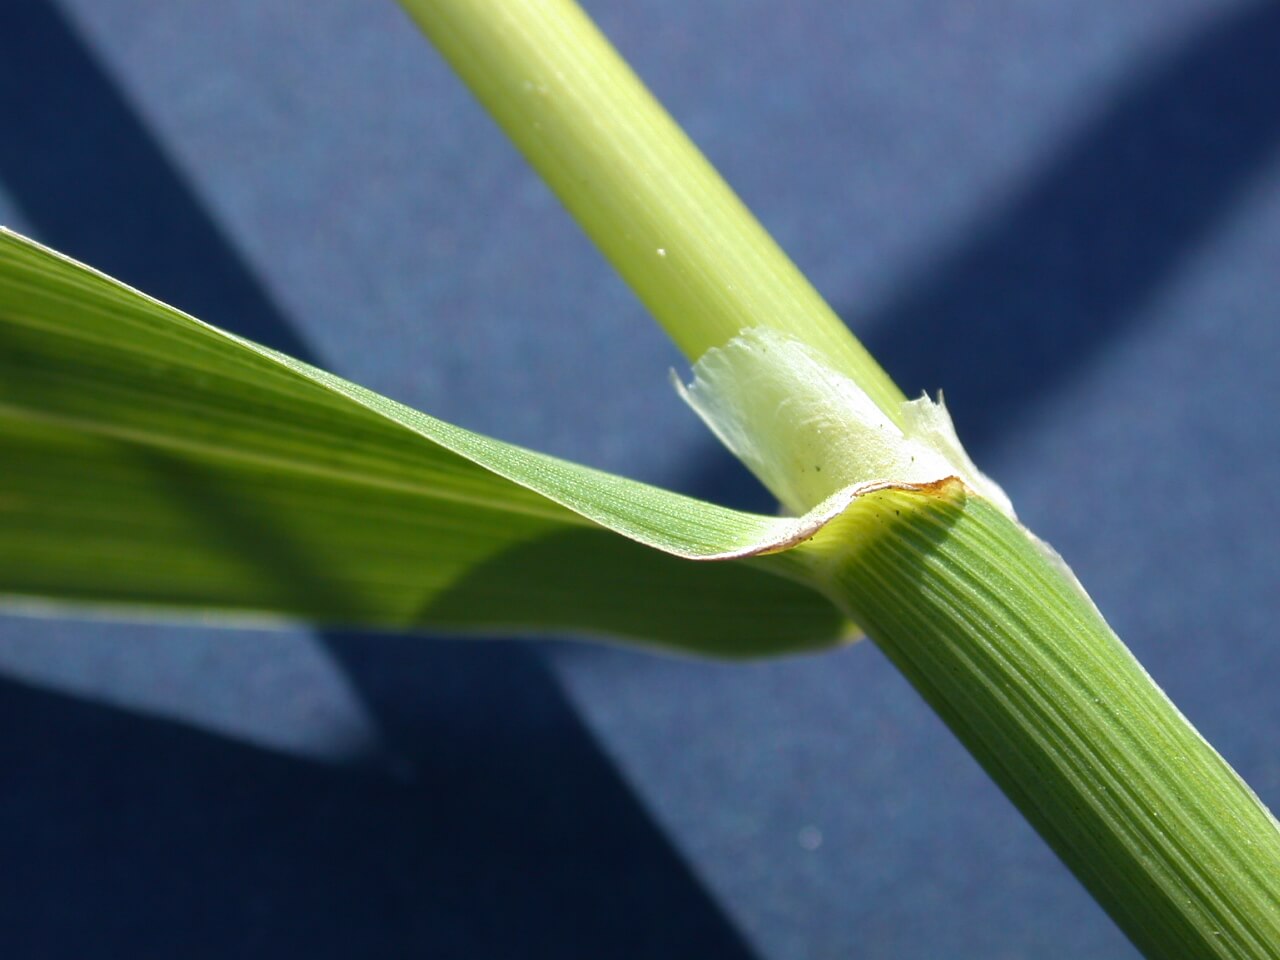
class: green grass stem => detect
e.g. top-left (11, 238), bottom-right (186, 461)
top-left (396, 0), bottom-right (904, 419)
top-left (399, 2), bottom-right (1280, 955)
top-left (801, 485), bottom-right (1280, 959)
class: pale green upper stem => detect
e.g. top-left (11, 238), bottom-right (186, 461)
top-left (398, 0), bottom-right (905, 421)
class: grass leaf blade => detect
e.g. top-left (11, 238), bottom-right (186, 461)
top-left (0, 228), bottom-right (847, 655)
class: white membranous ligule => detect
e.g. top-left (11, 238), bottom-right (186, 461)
top-left (675, 327), bottom-right (1014, 518)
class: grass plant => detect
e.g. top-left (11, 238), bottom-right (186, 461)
top-left (1, 2), bottom-right (1277, 956)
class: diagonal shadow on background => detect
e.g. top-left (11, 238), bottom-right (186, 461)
top-left (0, 661), bottom-right (749, 958)
top-left (0, 3), bottom-right (756, 957)
top-left (852, 0), bottom-right (1280, 457)
top-left (674, 1), bottom-right (1280, 516)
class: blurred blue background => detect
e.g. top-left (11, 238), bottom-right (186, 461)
top-left (2, 1), bottom-right (1278, 956)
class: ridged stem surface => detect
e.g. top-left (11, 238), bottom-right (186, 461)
top-left (802, 485), bottom-right (1280, 959)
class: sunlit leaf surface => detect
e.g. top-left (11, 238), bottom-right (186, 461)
top-left (0, 229), bottom-right (850, 656)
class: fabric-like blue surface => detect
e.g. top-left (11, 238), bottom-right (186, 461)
top-left (2, 2), bottom-right (1278, 957)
